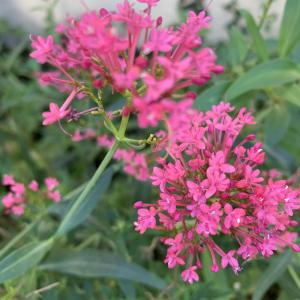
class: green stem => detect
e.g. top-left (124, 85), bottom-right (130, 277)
top-left (54, 94), bottom-right (130, 237)
top-left (258, 0), bottom-right (274, 29)
top-left (103, 113), bottom-right (119, 136)
top-left (123, 137), bottom-right (146, 145)
top-left (55, 140), bottom-right (119, 237)
top-left (119, 113), bottom-right (130, 138)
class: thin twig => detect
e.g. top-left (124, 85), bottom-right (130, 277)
top-left (25, 282), bottom-right (59, 298)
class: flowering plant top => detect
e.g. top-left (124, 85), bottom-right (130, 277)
top-left (30, 0), bottom-right (222, 129)
top-left (26, 0), bottom-right (300, 286)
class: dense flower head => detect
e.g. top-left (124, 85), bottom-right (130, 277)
top-left (134, 102), bottom-right (300, 283)
top-left (1, 175), bottom-right (62, 216)
top-left (30, 0), bottom-right (223, 128)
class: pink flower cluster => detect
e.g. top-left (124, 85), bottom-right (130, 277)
top-left (1, 175), bottom-right (61, 217)
top-left (30, 0), bottom-right (223, 128)
top-left (134, 103), bottom-right (300, 284)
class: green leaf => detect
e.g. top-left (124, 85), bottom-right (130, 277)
top-left (193, 81), bottom-right (231, 111)
top-left (225, 59), bottom-right (300, 100)
top-left (228, 26), bottom-right (248, 65)
top-left (264, 105), bottom-right (290, 146)
top-left (201, 250), bottom-right (232, 300)
top-left (0, 239), bottom-right (53, 283)
top-left (118, 279), bottom-right (136, 300)
top-left (252, 251), bottom-right (292, 300)
top-left (39, 249), bottom-right (166, 289)
top-left (279, 84), bottom-right (300, 107)
top-left (279, 0), bottom-right (300, 57)
top-left (279, 267), bottom-right (300, 298)
top-left (240, 10), bottom-right (268, 62)
top-left (264, 144), bottom-right (297, 171)
top-left (191, 283), bottom-right (231, 300)
top-left (56, 166), bottom-right (115, 235)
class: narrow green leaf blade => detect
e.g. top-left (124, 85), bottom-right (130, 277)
top-left (228, 26), bottom-right (248, 65)
top-left (0, 239), bottom-right (53, 283)
top-left (225, 59), bottom-right (300, 100)
top-left (57, 166), bottom-right (114, 235)
top-left (279, 0), bottom-right (300, 57)
top-left (39, 249), bottom-right (166, 289)
top-left (252, 251), bottom-right (292, 300)
top-left (241, 9), bottom-right (268, 61)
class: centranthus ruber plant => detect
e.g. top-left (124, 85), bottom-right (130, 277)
top-left (0, 0), bottom-right (292, 291)
top-left (134, 102), bottom-right (300, 284)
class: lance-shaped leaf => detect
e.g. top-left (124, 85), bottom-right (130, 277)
top-left (0, 238), bottom-right (53, 283)
top-left (241, 9), bottom-right (268, 62)
top-left (252, 250), bottom-right (292, 300)
top-left (278, 0), bottom-right (300, 57)
top-left (56, 166), bottom-right (115, 235)
top-left (39, 249), bottom-right (166, 289)
top-left (225, 59), bottom-right (300, 100)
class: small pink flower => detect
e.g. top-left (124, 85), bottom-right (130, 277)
top-left (236, 166), bottom-right (264, 188)
top-left (159, 213), bottom-right (175, 230)
top-left (2, 193), bottom-right (15, 208)
top-left (72, 129), bottom-right (83, 142)
top-left (187, 181), bottom-right (205, 203)
top-left (97, 135), bottom-right (114, 148)
top-left (208, 151), bottom-right (235, 173)
top-left (30, 35), bottom-right (54, 64)
top-left (11, 205), bottom-right (25, 216)
top-left (150, 167), bottom-right (166, 191)
top-left (224, 204), bottom-right (245, 229)
top-left (48, 191), bottom-right (62, 202)
top-left (134, 207), bottom-right (156, 234)
top-left (247, 143), bottom-right (265, 165)
top-left (28, 180), bottom-right (39, 191)
top-left (158, 193), bottom-right (177, 214)
top-left (45, 177), bottom-right (59, 191)
top-left (164, 252), bottom-right (185, 269)
top-left (113, 67), bottom-right (140, 90)
top-left (260, 238), bottom-right (277, 257)
top-left (55, 23), bottom-right (65, 33)
top-left (237, 237), bottom-right (258, 260)
top-left (11, 183), bottom-right (25, 197)
top-left (164, 233), bottom-right (184, 252)
top-left (143, 28), bottom-right (174, 53)
top-left (211, 264), bottom-right (219, 272)
top-left (181, 266), bottom-right (199, 284)
top-left (42, 103), bottom-right (69, 126)
top-left (2, 175), bottom-right (15, 186)
top-left (221, 251), bottom-right (240, 273)
top-left (201, 169), bottom-right (229, 199)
